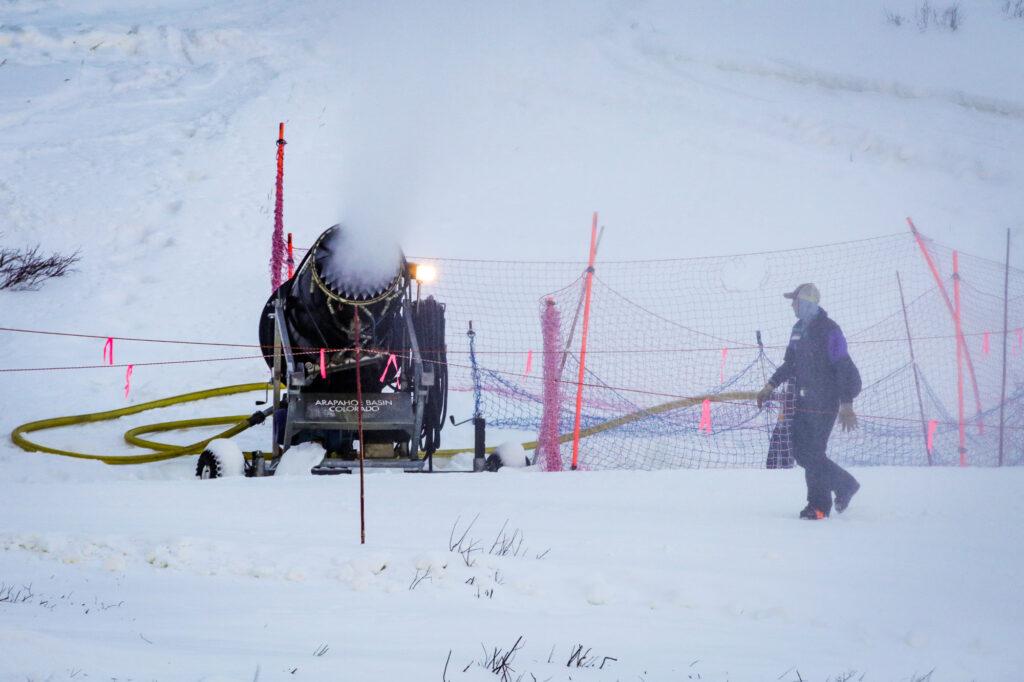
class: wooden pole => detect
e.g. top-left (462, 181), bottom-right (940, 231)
top-left (954, 251), bottom-right (966, 466)
top-left (559, 226), bottom-right (605, 375)
top-left (570, 213), bottom-right (599, 470)
top-left (354, 309), bottom-right (366, 543)
top-left (999, 229), bottom-right (1011, 466)
top-left (897, 272), bottom-right (932, 465)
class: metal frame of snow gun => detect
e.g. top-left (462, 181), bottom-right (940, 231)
top-left (265, 281), bottom-right (433, 476)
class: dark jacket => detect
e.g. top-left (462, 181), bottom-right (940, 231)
top-left (768, 308), bottom-right (861, 410)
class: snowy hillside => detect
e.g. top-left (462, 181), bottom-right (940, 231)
top-left (2, 1), bottom-right (1024, 679)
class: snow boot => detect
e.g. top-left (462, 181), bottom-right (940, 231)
top-left (834, 481), bottom-right (860, 514)
top-left (799, 504), bottom-right (829, 520)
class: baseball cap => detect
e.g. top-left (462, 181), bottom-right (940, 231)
top-left (783, 283), bottom-right (820, 304)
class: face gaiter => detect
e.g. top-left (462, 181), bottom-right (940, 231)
top-left (795, 298), bottom-right (820, 327)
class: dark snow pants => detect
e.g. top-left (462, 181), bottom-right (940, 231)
top-left (791, 404), bottom-right (858, 513)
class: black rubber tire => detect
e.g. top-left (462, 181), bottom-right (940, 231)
top-left (195, 449), bottom-right (221, 479)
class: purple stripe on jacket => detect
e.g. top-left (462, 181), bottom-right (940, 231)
top-left (827, 328), bottom-right (849, 363)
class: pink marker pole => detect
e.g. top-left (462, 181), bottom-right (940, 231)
top-left (124, 364), bottom-right (134, 399)
top-left (523, 350), bottom-right (533, 378)
top-left (983, 332), bottom-right (991, 356)
top-left (271, 123), bottom-right (287, 291)
top-left (926, 419), bottom-right (938, 454)
top-left (570, 213), bottom-right (599, 471)
top-left (320, 348), bottom-right (327, 379)
top-left (379, 353), bottom-right (399, 383)
top-left (103, 337), bottom-right (114, 365)
top-left (699, 399), bottom-right (712, 434)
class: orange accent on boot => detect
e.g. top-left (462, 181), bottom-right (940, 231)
top-left (815, 510), bottom-right (826, 520)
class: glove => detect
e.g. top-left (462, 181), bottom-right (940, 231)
top-left (756, 382), bottom-right (775, 410)
top-left (838, 402), bottom-right (858, 432)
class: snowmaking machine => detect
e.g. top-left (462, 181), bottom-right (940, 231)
top-left (198, 224), bottom-right (448, 476)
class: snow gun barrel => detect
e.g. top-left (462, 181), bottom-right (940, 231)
top-left (257, 224), bottom-right (409, 388)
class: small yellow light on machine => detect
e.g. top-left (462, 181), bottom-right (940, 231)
top-left (411, 262), bottom-right (438, 284)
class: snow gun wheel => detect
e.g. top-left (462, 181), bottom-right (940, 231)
top-left (195, 439), bottom-right (246, 479)
top-left (484, 442), bottom-right (530, 471)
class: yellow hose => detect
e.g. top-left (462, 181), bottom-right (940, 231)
top-left (431, 390), bottom-right (758, 456)
top-left (10, 383), bottom-right (269, 465)
top-left (11, 382), bottom-right (757, 465)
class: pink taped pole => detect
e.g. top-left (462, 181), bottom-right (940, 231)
top-left (124, 364), bottom-right (134, 400)
top-left (570, 212), bottom-right (599, 471)
top-left (908, 218), bottom-right (983, 438)
top-left (379, 353), bottom-right (398, 383)
top-left (271, 122), bottom-right (287, 291)
top-left (539, 298), bottom-right (563, 471)
top-left (699, 399), bottom-right (712, 433)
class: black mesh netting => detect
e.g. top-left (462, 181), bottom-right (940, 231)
top-left (412, 230), bottom-right (1024, 469)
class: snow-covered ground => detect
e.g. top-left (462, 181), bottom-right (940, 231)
top-left (3, 1), bottom-right (1024, 679)
top-left (3, 462), bottom-right (1023, 681)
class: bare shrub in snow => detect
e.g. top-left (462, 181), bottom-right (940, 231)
top-left (478, 635), bottom-right (525, 682)
top-left (448, 515), bottom-right (550, 565)
top-left (566, 643), bottom-right (618, 670)
top-left (915, 1), bottom-right (963, 31)
top-left (825, 671), bottom-right (858, 682)
top-left (942, 3), bottom-right (963, 30)
top-left (446, 640), bottom-right (619, 680)
top-left (1004, 0), bottom-right (1024, 18)
top-left (488, 519), bottom-right (527, 558)
top-left (0, 582), bottom-right (34, 604)
top-left (408, 566), bottom-right (432, 590)
top-left (0, 242), bottom-right (79, 290)
top-left (449, 513), bottom-right (483, 567)
top-left (885, 8), bottom-right (907, 26)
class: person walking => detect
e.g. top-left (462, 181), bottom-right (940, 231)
top-left (756, 283), bottom-right (861, 519)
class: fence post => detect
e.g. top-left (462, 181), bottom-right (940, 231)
top-left (897, 272), bottom-right (931, 465)
top-left (570, 213), bottom-right (599, 471)
top-left (999, 229), bottom-right (1011, 466)
top-left (907, 218), bottom-right (983, 435)
top-left (954, 251), bottom-right (966, 466)
top-left (354, 309), bottom-right (366, 544)
top-left (560, 226), bottom-right (605, 374)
